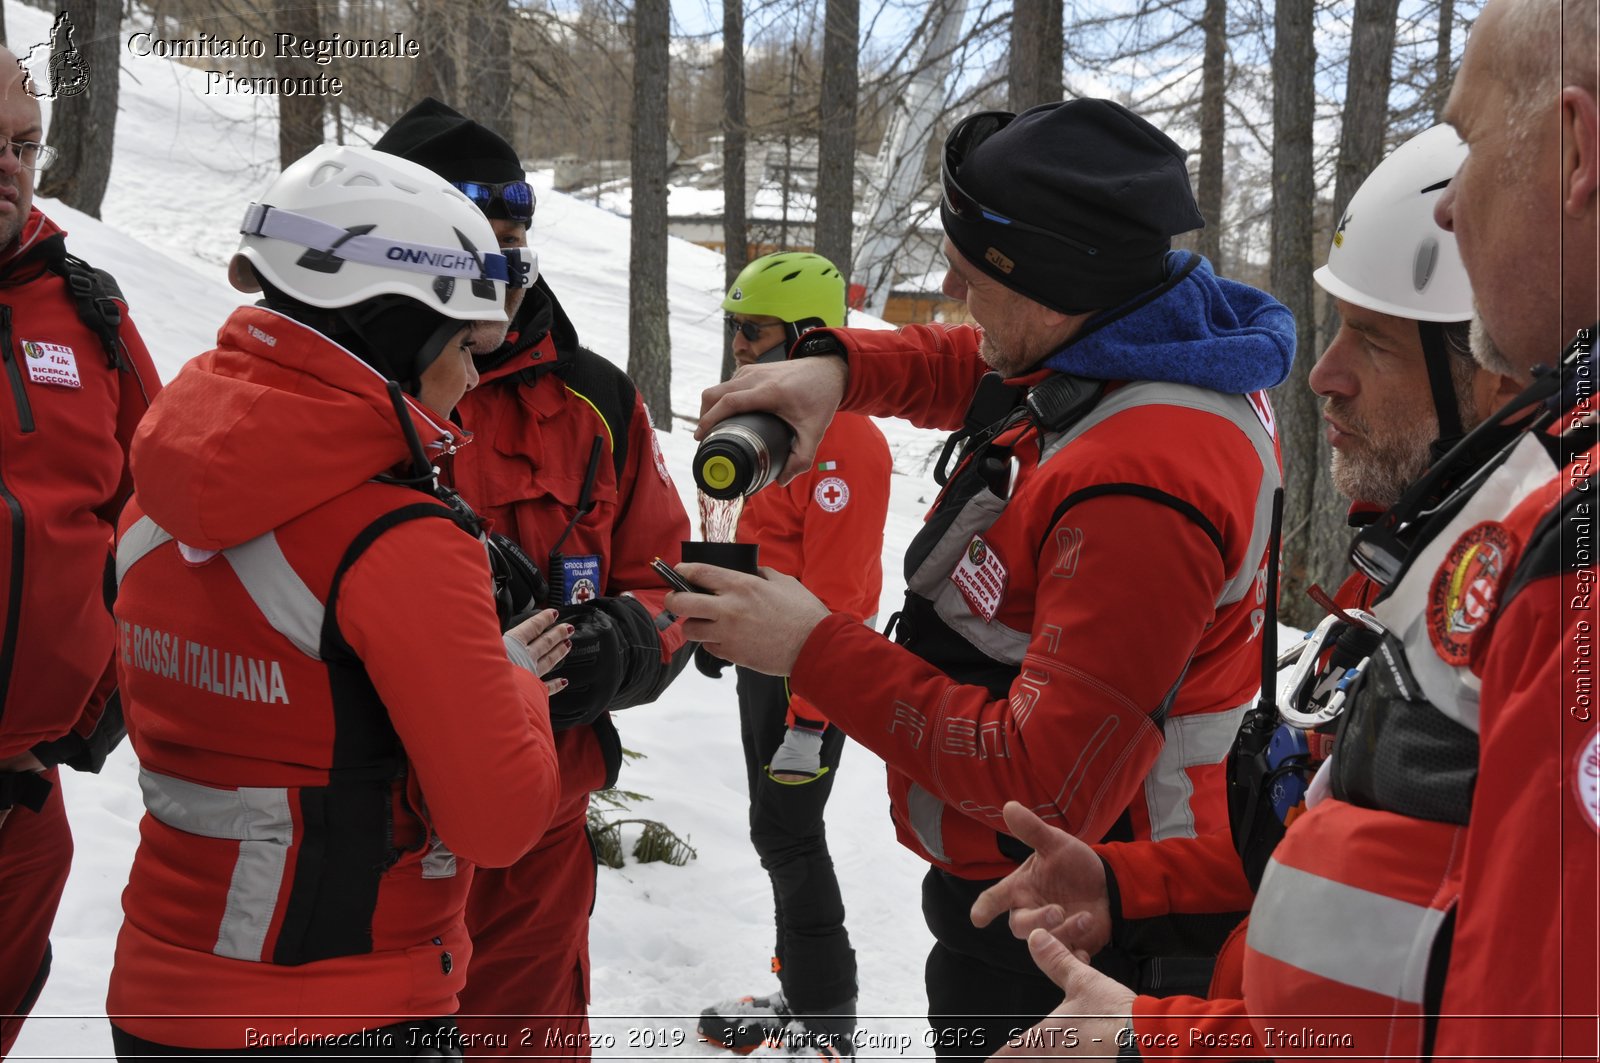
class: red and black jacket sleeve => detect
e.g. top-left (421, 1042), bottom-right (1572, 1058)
top-left (1435, 445), bottom-right (1599, 1062)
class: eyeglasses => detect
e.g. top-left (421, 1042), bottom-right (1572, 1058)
top-left (1, 137), bottom-right (57, 172)
top-left (940, 111), bottom-right (1099, 258)
top-left (725, 316), bottom-right (781, 343)
top-left (451, 179), bottom-right (536, 225)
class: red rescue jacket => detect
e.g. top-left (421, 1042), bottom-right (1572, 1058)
top-left (450, 282), bottom-right (691, 819)
top-left (1241, 428), bottom-right (1570, 1061)
top-left (108, 307), bottom-right (559, 1047)
top-left (1106, 565), bottom-right (1380, 1057)
top-left (789, 323), bottom-right (1281, 880)
top-left (1435, 436), bottom-right (1599, 1062)
top-left (736, 411), bottom-right (891, 727)
top-left (0, 210), bottom-right (158, 759)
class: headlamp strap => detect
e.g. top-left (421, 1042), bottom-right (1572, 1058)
top-left (241, 203), bottom-right (511, 283)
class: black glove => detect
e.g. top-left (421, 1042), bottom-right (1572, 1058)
top-left (544, 595), bottom-right (687, 729)
top-left (31, 691), bottom-right (126, 773)
top-left (543, 602), bottom-right (627, 731)
top-left (694, 643), bottom-right (730, 679)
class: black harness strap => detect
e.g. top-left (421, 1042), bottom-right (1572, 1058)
top-left (40, 238), bottom-right (130, 371)
top-left (1419, 320), bottom-right (1464, 456)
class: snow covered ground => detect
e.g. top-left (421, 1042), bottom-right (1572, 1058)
top-left (8, 6), bottom-right (1303, 1059)
top-left (10, 5), bottom-right (945, 1058)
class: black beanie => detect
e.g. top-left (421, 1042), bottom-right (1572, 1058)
top-left (941, 99), bottom-right (1205, 314)
top-left (375, 98), bottom-right (526, 215)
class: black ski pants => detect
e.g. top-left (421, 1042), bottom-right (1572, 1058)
top-left (735, 667), bottom-right (857, 1017)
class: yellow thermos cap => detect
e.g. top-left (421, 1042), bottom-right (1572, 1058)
top-left (701, 454), bottom-right (738, 492)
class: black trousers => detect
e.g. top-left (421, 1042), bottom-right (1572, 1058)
top-left (111, 1018), bottom-right (463, 1060)
top-left (921, 868), bottom-right (1072, 1061)
top-left (735, 667), bottom-right (857, 1017)
top-left (921, 865), bottom-right (1242, 1060)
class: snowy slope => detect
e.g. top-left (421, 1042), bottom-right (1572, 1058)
top-left (10, 4), bottom-right (946, 1059)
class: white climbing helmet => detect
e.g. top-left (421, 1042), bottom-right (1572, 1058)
top-left (1313, 124), bottom-right (1472, 323)
top-left (229, 144), bottom-right (509, 323)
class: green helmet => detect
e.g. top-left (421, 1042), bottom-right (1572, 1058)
top-left (722, 252), bottom-right (847, 330)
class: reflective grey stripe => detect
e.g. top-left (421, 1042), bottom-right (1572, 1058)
top-left (906, 486), bottom-right (1033, 664)
top-left (117, 520), bottom-right (326, 662)
top-left (420, 835), bottom-right (458, 879)
top-left (224, 532), bottom-right (325, 661)
top-left (1248, 858), bottom-right (1446, 1004)
top-left (1039, 381), bottom-right (1279, 609)
top-left (1143, 700), bottom-right (1249, 841)
top-left (1374, 434), bottom-right (1557, 734)
top-left (116, 516), bottom-right (174, 587)
top-left (929, 582), bottom-right (1032, 663)
top-left (907, 783), bottom-right (950, 864)
top-left (139, 768), bottom-right (293, 963)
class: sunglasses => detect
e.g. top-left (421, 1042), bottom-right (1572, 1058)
top-left (451, 179), bottom-right (536, 225)
top-left (725, 316), bottom-right (781, 343)
top-left (940, 111), bottom-right (1099, 258)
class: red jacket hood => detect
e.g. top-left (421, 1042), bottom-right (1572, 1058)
top-left (131, 306), bottom-right (464, 550)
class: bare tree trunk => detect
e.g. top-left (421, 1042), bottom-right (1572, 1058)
top-left (629, 0), bottom-right (672, 427)
top-left (1318, 0), bottom-right (1401, 362)
top-left (37, 0), bottom-right (120, 217)
top-left (1009, 0), bottom-right (1063, 110)
top-left (1268, 0), bottom-right (1325, 628)
top-left (1433, 0), bottom-right (1455, 122)
top-left (814, 0), bottom-right (858, 280)
top-left (1194, 0), bottom-right (1226, 266)
top-left (465, 0), bottom-right (514, 138)
top-left (1285, 0), bottom-right (1401, 609)
top-left (276, 0), bottom-right (324, 168)
top-left (1043, 0), bottom-right (1063, 102)
top-left (412, 0), bottom-right (458, 104)
top-left (721, 0), bottom-right (748, 383)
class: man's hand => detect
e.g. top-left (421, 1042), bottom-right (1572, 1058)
top-left (971, 801), bottom-right (1114, 956)
top-left (991, 929), bottom-right (1137, 1059)
top-left (665, 563), bottom-right (829, 676)
top-left (697, 355), bottom-right (848, 485)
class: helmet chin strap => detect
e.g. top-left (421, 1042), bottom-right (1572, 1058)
top-left (1419, 319), bottom-right (1466, 461)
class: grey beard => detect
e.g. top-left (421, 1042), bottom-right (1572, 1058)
top-left (1469, 313), bottom-right (1518, 377)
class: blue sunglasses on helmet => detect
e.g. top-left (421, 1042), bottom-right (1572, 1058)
top-left (451, 179), bottom-right (536, 225)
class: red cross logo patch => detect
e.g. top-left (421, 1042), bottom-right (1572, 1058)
top-left (1426, 521), bottom-right (1515, 666)
top-left (815, 475), bottom-right (850, 513)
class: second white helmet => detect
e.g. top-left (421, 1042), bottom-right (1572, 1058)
top-left (1313, 124), bottom-right (1472, 323)
top-left (230, 144), bottom-right (509, 324)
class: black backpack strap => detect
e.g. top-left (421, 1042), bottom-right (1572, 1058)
top-left (321, 501), bottom-right (479, 662)
top-left (559, 347), bottom-right (637, 482)
top-left (1499, 475), bottom-right (1593, 611)
top-left (39, 238), bottom-right (129, 371)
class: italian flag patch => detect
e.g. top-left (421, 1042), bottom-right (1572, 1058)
top-left (817, 460), bottom-right (837, 471)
